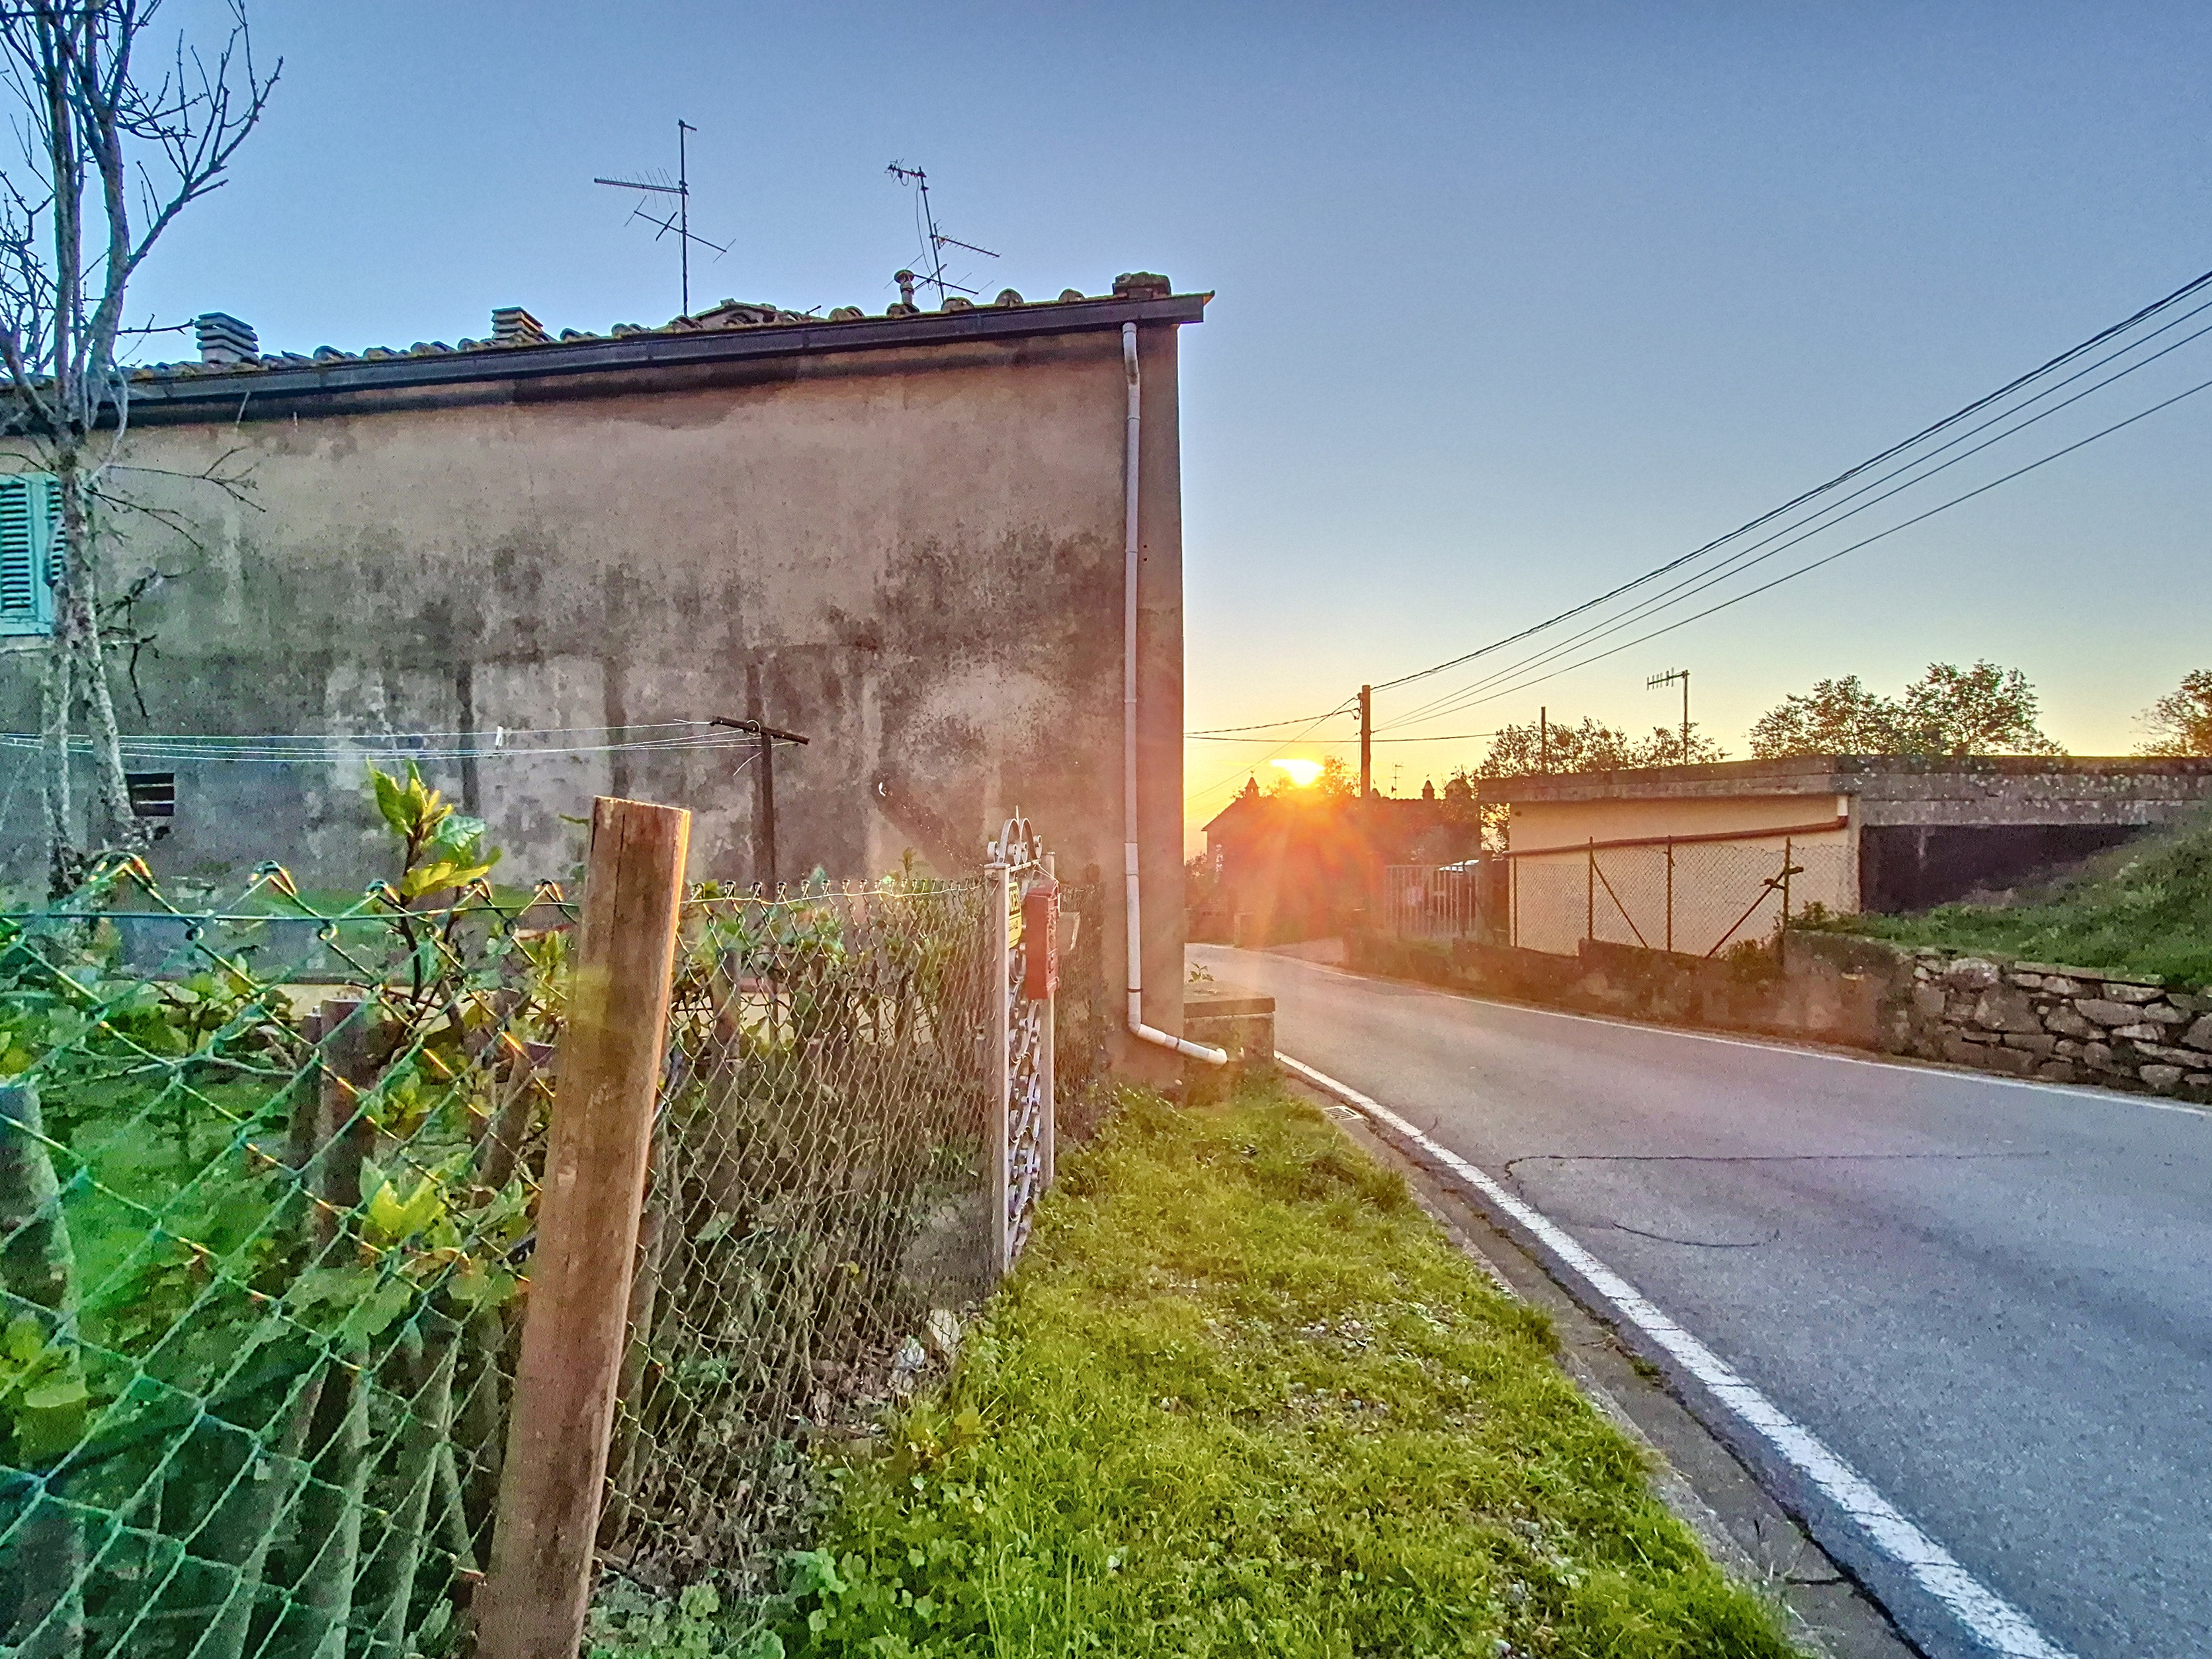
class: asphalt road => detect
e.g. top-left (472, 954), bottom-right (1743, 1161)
top-left (1191, 945), bottom-right (2212, 1659)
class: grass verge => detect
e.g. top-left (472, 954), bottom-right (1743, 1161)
top-left (777, 1076), bottom-right (1798, 1658)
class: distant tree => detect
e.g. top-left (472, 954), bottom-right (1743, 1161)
top-left (1438, 716), bottom-right (1722, 854)
top-left (1748, 661), bottom-right (2063, 759)
top-left (2137, 669), bottom-right (2212, 757)
top-left (1900, 661), bottom-right (2063, 756)
top-left (1474, 714), bottom-right (1723, 779)
top-left (1744, 674), bottom-right (1904, 757)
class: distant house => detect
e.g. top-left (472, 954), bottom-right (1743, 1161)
top-left (1481, 755), bottom-right (2212, 955)
top-left (1, 275), bottom-right (1211, 1069)
top-left (1197, 782), bottom-right (1480, 943)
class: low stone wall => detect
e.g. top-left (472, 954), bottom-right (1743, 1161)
top-left (1183, 982), bottom-right (1278, 1074)
top-left (1345, 929), bottom-right (2212, 1107)
top-left (1893, 956), bottom-right (2212, 1095)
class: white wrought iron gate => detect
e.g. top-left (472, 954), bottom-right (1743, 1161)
top-left (986, 816), bottom-right (1058, 1277)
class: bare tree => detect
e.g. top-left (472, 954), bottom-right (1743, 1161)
top-left (0, 1), bottom-right (276, 891)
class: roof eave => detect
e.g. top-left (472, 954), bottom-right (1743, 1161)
top-left (116, 291), bottom-right (1210, 419)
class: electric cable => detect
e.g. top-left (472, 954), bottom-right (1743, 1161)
top-left (1402, 368), bottom-right (2212, 721)
top-left (1365, 260), bottom-right (2212, 698)
top-left (1375, 300), bottom-right (2212, 734)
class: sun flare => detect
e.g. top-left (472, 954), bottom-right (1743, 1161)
top-left (1269, 757), bottom-right (1324, 788)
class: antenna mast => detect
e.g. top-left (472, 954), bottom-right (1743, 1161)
top-left (596, 118), bottom-right (730, 317)
top-left (886, 161), bottom-right (998, 305)
top-left (1647, 668), bottom-right (1692, 763)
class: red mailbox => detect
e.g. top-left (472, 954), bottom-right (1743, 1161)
top-left (1021, 879), bottom-right (1060, 1001)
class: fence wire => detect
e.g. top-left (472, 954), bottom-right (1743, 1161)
top-left (1508, 839), bottom-right (1854, 957)
top-left (0, 858), bottom-right (564, 1659)
top-left (594, 876), bottom-right (996, 1605)
top-left (6, 821), bottom-right (1093, 1654)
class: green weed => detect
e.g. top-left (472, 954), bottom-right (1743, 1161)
top-left (778, 1079), bottom-right (1799, 1658)
top-left (1804, 809), bottom-right (2212, 986)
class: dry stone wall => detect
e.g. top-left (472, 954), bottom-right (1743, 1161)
top-left (1345, 928), bottom-right (2212, 1107)
top-left (1897, 953), bottom-right (2212, 1097)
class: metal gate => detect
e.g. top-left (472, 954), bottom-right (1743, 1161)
top-left (986, 816), bottom-right (1057, 1276)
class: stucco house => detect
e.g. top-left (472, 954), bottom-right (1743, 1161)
top-left (0, 273), bottom-right (1213, 1068)
top-left (1482, 754), bottom-right (2212, 955)
top-left (1195, 784), bottom-right (1482, 944)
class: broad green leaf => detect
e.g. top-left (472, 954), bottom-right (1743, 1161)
top-left (339, 1280), bottom-right (415, 1344)
top-left (4, 1316), bottom-right (44, 1366)
top-left (370, 767), bottom-right (412, 835)
top-left (430, 813), bottom-right (488, 855)
top-left (21, 1377), bottom-right (87, 1412)
top-left (364, 1173), bottom-right (445, 1246)
top-left (14, 1372), bottom-right (88, 1460)
top-left (290, 1265), bottom-right (377, 1309)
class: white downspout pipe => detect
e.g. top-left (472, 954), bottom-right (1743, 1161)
top-left (1123, 320), bottom-right (1228, 1066)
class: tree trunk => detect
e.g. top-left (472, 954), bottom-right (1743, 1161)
top-left (56, 456), bottom-right (146, 862)
top-left (38, 629), bottom-right (75, 895)
top-left (38, 450), bottom-right (151, 890)
top-left (0, 1082), bottom-right (85, 1659)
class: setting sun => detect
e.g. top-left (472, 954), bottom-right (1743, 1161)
top-left (1269, 757), bottom-right (1324, 788)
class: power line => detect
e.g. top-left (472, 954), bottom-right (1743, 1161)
top-left (1185, 729), bottom-right (1498, 743)
top-left (1183, 712), bottom-right (1345, 736)
top-left (1349, 260), bottom-right (2212, 702)
top-left (1181, 699), bottom-right (1357, 806)
top-left (1397, 368), bottom-right (2212, 722)
top-left (1378, 311), bottom-right (2212, 732)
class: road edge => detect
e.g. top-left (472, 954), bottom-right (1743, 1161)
top-left (1279, 1055), bottom-right (2080, 1659)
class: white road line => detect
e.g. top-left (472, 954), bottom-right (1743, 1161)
top-left (1199, 946), bottom-right (2210, 1121)
top-left (1277, 1050), bottom-right (2081, 1659)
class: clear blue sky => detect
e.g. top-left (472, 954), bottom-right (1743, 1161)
top-left (131, 2), bottom-right (2212, 831)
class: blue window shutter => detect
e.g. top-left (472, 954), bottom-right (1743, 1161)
top-left (0, 474), bottom-right (51, 636)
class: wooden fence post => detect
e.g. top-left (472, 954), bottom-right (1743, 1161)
top-left (478, 796), bottom-right (690, 1659)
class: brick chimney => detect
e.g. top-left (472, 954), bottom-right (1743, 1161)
top-left (194, 312), bottom-right (257, 365)
top-left (492, 306), bottom-right (548, 345)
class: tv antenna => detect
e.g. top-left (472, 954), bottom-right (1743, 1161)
top-left (886, 161), bottom-right (997, 304)
top-left (596, 118), bottom-right (730, 318)
top-left (1646, 667), bottom-right (1692, 763)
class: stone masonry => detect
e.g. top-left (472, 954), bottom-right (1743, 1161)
top-left (1898, 953), bottom-right (2212, 1097)
top-left (1346, 927), bottom-right (2212, 1107)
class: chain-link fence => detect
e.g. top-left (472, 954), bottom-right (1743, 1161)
top-left (0, 859), bottom-right (564, 1659)
top-left (3, 789), bottom-right (1075, 1656)
top-left (1506, 836), bottom-right (1853, 957)
top-left (595, 874), bottom-right (994, 1603)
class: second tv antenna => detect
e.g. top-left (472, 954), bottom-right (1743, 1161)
top-left (887, 161), bottom-right (997, 305)
top-left (596, 119), bottom-right (730, 318)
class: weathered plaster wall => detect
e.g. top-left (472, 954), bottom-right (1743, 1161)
top-left (0, 323), bottom-right (1194, 1061)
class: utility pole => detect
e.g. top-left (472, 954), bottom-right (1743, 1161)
top-left (710, 715), bottom-right (812, 890)
top-left (1358, 684), bottom-right (1373, 800)
top-left (1647, 669), bottom-right (1691, 763)
top-left (1539, 706), bottom-right (1549, 775)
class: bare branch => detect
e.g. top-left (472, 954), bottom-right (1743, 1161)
top-left (0, 1), bottom-right (277, 885)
